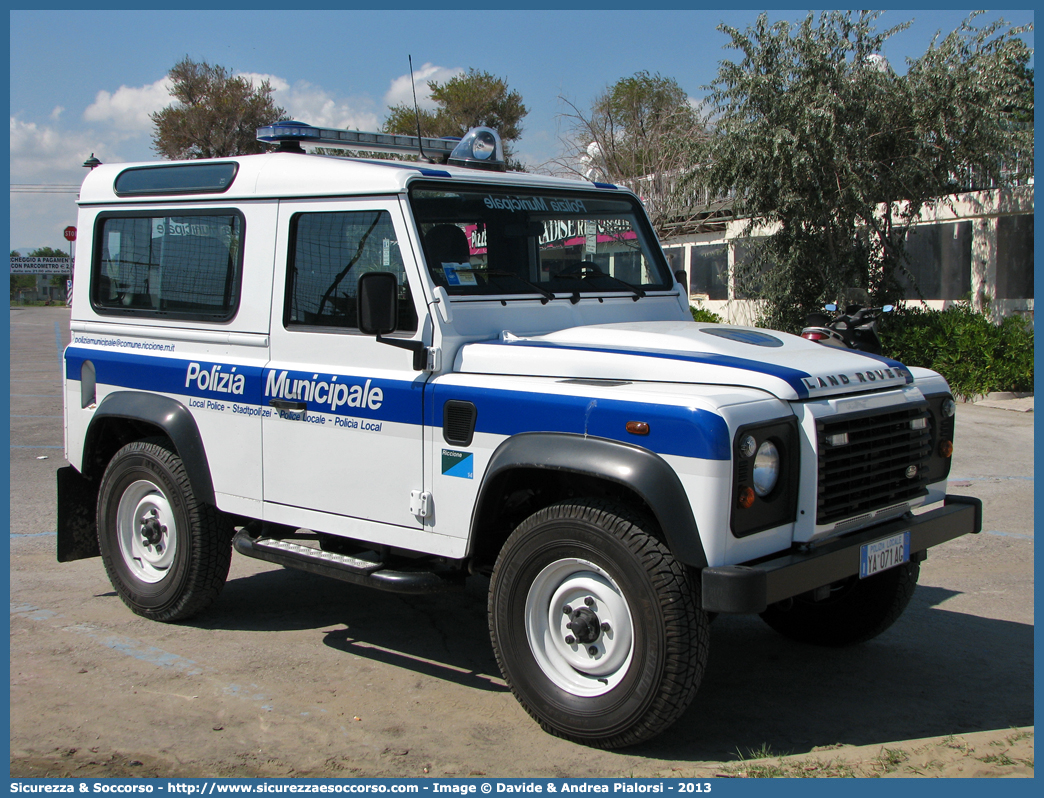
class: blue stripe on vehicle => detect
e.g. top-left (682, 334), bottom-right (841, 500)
top-left (347, 159), bottom-right (451, 178)
top-left (64, 347), bottom-right (731, 460)
top-left (63, 347), bottom-right (424, 425)
top-left (495, 340), bottom-right (816, 399)
top-left (433, 384), bottom-right (731, 461)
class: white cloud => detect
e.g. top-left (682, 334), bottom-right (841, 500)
top-left (9, 117), bottom-right (117, 182)
top-left (384, 63), bottom-right (463, 112)
top-left (236, 71), bottom-right (290, 94)
top-left (50, 106), bottom-right (64, 121)
top-left (83, 77), bottom-right (173, 130)
top-left (270, 79), bottom-right (380, 131)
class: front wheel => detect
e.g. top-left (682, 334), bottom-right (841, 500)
top-left (97, 438), bottom-right (232, 622)
top-left (488, 499), bottom-right (708, 748)
top-left (760, 561), bottom-right (920, 646)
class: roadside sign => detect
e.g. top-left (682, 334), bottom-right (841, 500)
top-left (64, 226), bottom-right (77, 241)
top-left (10, 257), bottom-right (73, 274)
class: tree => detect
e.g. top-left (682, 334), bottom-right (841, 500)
top-left (28, 247), bottom-right (71, 287)
top-left (555, 72), bottom-right (705, 238)
top-left (10, 248), bottom-right (68, 298)
top-left (689, 11), bottom-right (1033, 330)
top-left (384, 69), bottom-right (527, 166)
top-left (151, 57), bottom-right (286, 159)
top-left (9, 251), bottom-right (34, 298)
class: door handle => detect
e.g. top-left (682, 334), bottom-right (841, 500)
top-left (269, 399), bottom-right (307, 412)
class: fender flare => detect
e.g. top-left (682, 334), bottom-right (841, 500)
top-left (471, 432), bottom-right (707, 567)
top-left (86, 391), bottom-right (216, 506)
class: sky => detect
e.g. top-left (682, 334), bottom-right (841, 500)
top-left (9, 7), bottom-right (1034, 254)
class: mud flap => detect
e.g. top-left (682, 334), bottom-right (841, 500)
top-left (57, 466), bottom-right (100, 562)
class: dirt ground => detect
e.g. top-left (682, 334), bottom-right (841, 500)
top-left (9, 307), bottom-right (1034, 779)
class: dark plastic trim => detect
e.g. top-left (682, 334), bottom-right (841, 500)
top-left (702, 495), bottom-right (982, 614)
top-left (56, 466), bottom-right (100, 562)
top-left (472, 432), bottom-right (706, 567)
top-left (232, 530), bottom-right (465, 594)
top-left (87, 391), bottom-right (215, 505)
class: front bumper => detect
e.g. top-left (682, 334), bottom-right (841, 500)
top-left (702, 495), bottom-right (981, 614)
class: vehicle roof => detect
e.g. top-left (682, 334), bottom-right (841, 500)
top-left (77, 151), bottom-right (624, 205)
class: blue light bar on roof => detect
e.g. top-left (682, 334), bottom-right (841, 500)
top-left (257, 121), bottom-right (459, 157)
top-left (256, 121), bottom-right (507, 171)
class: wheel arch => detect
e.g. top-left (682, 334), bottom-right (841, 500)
top-left (84, 391), bottom-right (216, 506)
top-left (469, 432), bottom-right (706, 570)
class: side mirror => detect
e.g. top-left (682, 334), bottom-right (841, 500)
top-left (357, 272), bottom-right (399, 335)
top-left (674, 269), bottom-right (688, 287)
top-left (357, 271), bottom-right (428, 370)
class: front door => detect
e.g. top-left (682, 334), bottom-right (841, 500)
top-left (262, 198), bottom-right (428, 530)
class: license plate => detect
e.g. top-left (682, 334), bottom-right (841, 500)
top-left (860, 531), bottom-right (910, 578)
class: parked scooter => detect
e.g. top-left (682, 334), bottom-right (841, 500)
top-left (801, 300), bottom-right (894, 355)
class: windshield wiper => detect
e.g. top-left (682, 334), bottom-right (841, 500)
top-left (479, 270), bottom-right (556, 304)
top-left (557, 270), bottom-right (645, 302)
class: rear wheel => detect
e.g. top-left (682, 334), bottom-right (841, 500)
top-left (760, 561), bottom-right (920, 646)
top-left (97, 438), bottom-right (232, 622)
top-left (488, 499), bottom-right (707, 748)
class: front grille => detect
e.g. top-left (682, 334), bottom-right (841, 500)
top-left (816, 404), bottom-right (932, 525)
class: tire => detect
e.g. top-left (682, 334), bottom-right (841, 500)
top-left (96, 438), bottom-right (232, 622)
top-left (488, 499), bottom-right (708, 748)
top-left (760, 561), bottom-right (920, 647)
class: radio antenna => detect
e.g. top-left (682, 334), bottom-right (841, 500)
top-left (409, 55), bottom-right (430, 163)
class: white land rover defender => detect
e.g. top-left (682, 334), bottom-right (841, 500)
top-left (58, 123), bottom-right (980, 748)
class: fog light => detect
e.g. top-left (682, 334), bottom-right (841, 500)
top-left (910, 417), bottom-right (928, 430)
top-left (826, 432), bottom-right (849, 447)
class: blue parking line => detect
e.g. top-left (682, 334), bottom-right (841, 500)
top-left (984, 530), bottom-right (1034, 541)
top-left (55, 320), bottom-right (64, 368)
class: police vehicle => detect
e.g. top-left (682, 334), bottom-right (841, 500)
top-left (57, 122), bottom-right (981, 748)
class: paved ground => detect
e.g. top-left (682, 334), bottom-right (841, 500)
top-left (9, 306), bottom-right (1034, 779)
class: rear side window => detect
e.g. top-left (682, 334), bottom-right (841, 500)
top-left (285, 210), bottom-right (417, 332)
top-left (91, 211), bottom-right (244, 321)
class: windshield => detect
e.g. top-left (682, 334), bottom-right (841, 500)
top-left (408, 183), bottom-right (673, 298)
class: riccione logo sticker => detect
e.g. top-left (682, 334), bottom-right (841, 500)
top-left (441, 449), bottom-right (473, 479)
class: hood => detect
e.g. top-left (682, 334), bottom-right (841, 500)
top-left (454, 321), bottom-right (913, 401)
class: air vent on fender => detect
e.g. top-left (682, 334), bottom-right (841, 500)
top-left (443, 400), bottom-right (477, 446)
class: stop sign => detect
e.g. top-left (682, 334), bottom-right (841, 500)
top-left (64, 226), bottom-right (77, 242)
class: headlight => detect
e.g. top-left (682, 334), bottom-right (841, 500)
top-left (753, 440), bottom-right (780, 496)
top-left (731, 418), bottom-right (799, 538)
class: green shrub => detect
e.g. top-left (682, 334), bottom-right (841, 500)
top-left (691, 305), bottom-right (724, 324)
top-left (880, 303), bottom-right (1034, 398)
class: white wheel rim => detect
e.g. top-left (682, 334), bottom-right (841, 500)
top-left (116, 479), bottom-right (177, 583)
top-left (524, 558), bottom-right (635, 697)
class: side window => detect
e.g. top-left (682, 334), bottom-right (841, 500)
top-left (92, 212), bottom-right (243, 321)
top-left (285, 210), bottom-right (417, 332)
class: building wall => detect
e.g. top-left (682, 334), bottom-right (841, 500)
top-left (665, 186), bottom-right (1034, 327)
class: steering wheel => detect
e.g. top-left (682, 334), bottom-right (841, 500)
top-left (559, 261), bottom-right (604, 278)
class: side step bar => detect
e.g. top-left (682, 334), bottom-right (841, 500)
top-left (232, 530), bottom-right (465, 594)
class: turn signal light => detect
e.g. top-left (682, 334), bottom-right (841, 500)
top-left (737, 486), bottom-right (755, 509)
top-left (625, 421), bottom-right (650, 436)
top-left (939, 440), bottom-right (953, 458)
